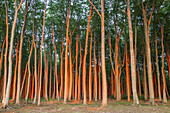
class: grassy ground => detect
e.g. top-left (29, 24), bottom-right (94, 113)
top-left (0, 99), bottom-right (170, 113)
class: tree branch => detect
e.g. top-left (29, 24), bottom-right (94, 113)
top-left (88, 0), bottom-right (101, 18)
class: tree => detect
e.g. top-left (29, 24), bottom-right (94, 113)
top-left (3, 0), bottom-right (23, 108)
top-left (126, 0), bottom-right (139, 105)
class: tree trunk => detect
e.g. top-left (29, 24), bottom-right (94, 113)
top-left (64, 6), bottom-right (70, 104)
top-left (38, 1), bottom-right (47, 105)
top-left (161, 26), bottom-right (167, 103)
top-left (78, 42), bottom-right (82, 100)
top-left (93, 35), bottom-right (97, 101)
top-left (125, 29), bottom-right (130, 102)
top-left (33, 26), bottom-right (38, 104)
top-left (127, 0), bottom-right (139, 105)
top-left (98, 53), bottom-right (101, 100)
top-left (74, 35), bottom-right (79, 100)
top-left (88, 32), bottom-right (92, 102)
top-left (142, 0), bottom-right (155, 105)
top-left (25, 34), bottom-right (34, 103)
top-left (16, 1), bottom-right (28, 105)
top-left (60, 39), bottom-right (64, 98)
top-left (155, 31), bottom-right (162, 101)
top-left (49, 45), bottom-right (52, 98)
top-left (2, 1), bottom-right (8, 103)
top-left (82, 6), bottom-right (92, 105)
top-left (11, 43), bottom-right (19, 101)
top-left (3, 0), bottom-right (23, 108)
top-left (101, 0), bottom-right (107, 106)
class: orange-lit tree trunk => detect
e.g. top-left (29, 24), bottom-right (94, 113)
top-left (11, 43), bottom-right (19, 101)
top-left (89, 32), bottom-right (93, 102)
top-left (75, 35), bottom-right (79, 100)
top-left (2, 0), bottom-right (8, 105)
top-left (160, 26), bottom-right (167, 103)
top-left (127, 0), bottom-right (139, 105)
top-left (0, 39), bottom-right (6, 79)
top-left (43, 43), bottom-right (48, 101)
top-left (93, 34), bottom-right (97, 101)
top-left (98, 52), bottom-right (101, 100)
top-left (82, 6), bottom-right (92, 105)
top-left (49, 45), bottom-right (52, 98)
top-left (52, 23), bottom-right (59, 101)
top-left (16, 1), bottom-right (28, 105)
top-left (155, 31), bottom-right (162, 101)
top-left (141, 0), bottom-right (155, 105)
top-left (68, 28), bottom-right (76, 100)
top-left (33, 26), bottom-right (38, 104)
top-left (37, 0), bottom-right (47, 105)
top-left (78, 41), bottom-right (82, 100)
top-left (20, 63), bottom-right (28, 97)
top-left (101, 0), bottom-right (107, 106)
top-left (25, 34), bottom-right (34, 103)
top-left (125, 29), bottom-right (130, 102)
top-left (3, 0), bottom-right (23, 108)
top-left (137, 63), bottom-right (141, 97)
top-left (60, 39), bottom-right (64, 98)
top-left (64, 6), bottom-right (70, 104)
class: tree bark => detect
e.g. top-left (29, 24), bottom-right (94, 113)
top-left (127, 0), bottom-right (139, 105)
top-left (155, 31), bottom-right (162, 101)
top-left (38, 0), bottom-right (47, 105)
top-left (101, 0), bottom-right (107, 106)
top-left (161, 26), bottom-right (167, 103)
top-left (64, 6), bottom-right (70, 104)
top-left (16, 1), bottom-right (28, 105)
top-left (3, 0), bottom-right (23, 108)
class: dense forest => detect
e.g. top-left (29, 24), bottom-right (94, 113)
top-left (0, 0), bottom-right (169, 110)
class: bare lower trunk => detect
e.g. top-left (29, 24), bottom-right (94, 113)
top-left (25, 37), bottom-right (34, 103)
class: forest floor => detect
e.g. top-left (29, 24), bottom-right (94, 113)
top-left (0, 99), bottom-right (170, 113)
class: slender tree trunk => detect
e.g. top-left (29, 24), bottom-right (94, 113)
top-left (0, 39), bottom-right (6, 79)
top-left (60, 39), bottom-right (64, 98)
top-left (25, 34), bottom-right (34, 103)
top-left (78, 42), bottom-right (82, 100)
top-left (155, 31), bottom-right (162, 101)
top-left (137, 63), bottom-right (141, 97)
top-left (2, 0), bottom-right (8, 104)
top-left (98, 53), bottom-right (101, 100)
top-left (20, 63), bottom-right (28, 97)
top-left (101, 0), bottom-right (107, 106)
top-left (75, 35), bottom-right (79, 100)
top-left (125, 29), bottom-right (130, 102)
top-left (43, 43), bottom-right (48, 101)
top-left (127, 0), bottom-right (139, 105)
top-left (142, 0), bottom-right (155, 105)
top-left (88, 32), bottom-right (92, 102)
top-left (33, 26), bottom-right (38, 104)
top-left (68, 36), bottom-right (73, 101)
top-left (49, 45), bottom-right (52, 98)
top-left (38, 0), bottom-right (47, 105)
top-left (82, 6), bottom-right (92, 105)
top-left (16, 1), bottom-right (28, 105)
top-left (3, 0), bottom-right (23, 108)
top-left (64, 6), bottom-right (70, 104)
top-left (11, 43), bottom-right (19, 101)
top-left (93, 35), bottom-right (97, 101)
top-left (161, 26), bottom-right (167, 103)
